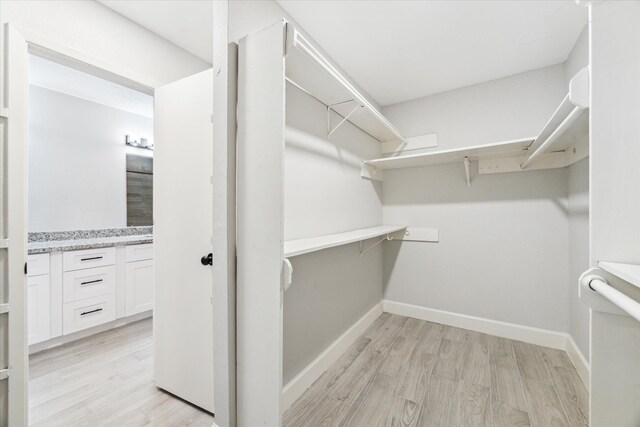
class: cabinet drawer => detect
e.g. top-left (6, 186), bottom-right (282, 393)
top-left (27, 253), bottom-right (50, 277)
top-left (63, 294), bottom-right (116, 335)
top-left (63, 265), bottom-right (116, 303)
top-left (63, 247), bottom-right (116, 271)
top-left (125, 244), bottom-right (154, 262)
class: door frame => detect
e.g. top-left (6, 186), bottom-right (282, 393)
top-left (3, 21), bottom-right (235, 425)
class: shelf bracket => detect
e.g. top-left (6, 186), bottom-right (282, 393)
top-left (360, 233), bottom-right (393, 256)
top-left (361, 162), bottom-right (383, 182)
top-left (464, 156), bottom-right (471, 187)
top-left (282, 258), bottom-right (294, 292)
top-left (0, 368), bottom-right (8, 381)
top-left (327, 99), bottom-right (361, 137)
top-left (0, 303), bottom-right (8, 314)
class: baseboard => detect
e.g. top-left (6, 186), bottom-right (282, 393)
top-left (382, 299), bottom-right (590, 388)
top-left (565, 334), bottom-right (590, 391)
top-left (281, 302), bottom-right (383, 411)
top-left (29, 310), bottom-right (152, 354)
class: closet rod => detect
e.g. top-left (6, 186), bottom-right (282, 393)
top-left (588, 277), bottom-right (640, 323)
top-left (520, 106), bottom-right (585, 169)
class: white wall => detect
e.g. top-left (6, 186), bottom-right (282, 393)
top-left (567, 158), bottom-right (589, 360)
top-left (381, 66), bottom-right (573, 334)
top-left (564, 23), bottom-right (590, 363)
top-left (383, 165), bottom-right (570, 332)
top-left (383, 64), bottom-right (566, 150)
top-left (0, 1), bottom-right (210, 91)
top-left (28, 85), bottom-right (152, 231)
top-left (283, 83), bottom-right (383, 384)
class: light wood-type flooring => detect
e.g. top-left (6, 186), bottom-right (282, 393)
top-left (28, 318), bottom-right (214, 426)
top-left (285, 313), bottom-right (589, 427)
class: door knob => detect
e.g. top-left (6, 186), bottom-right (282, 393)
top-left (201, 253), bottom-right (213, 266)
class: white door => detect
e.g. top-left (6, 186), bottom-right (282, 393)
top-left (153, 69), bottom-right (214, 412)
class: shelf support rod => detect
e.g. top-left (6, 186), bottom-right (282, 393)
top-left (327, 100), bottom-right (360, 137)
top-left (360, 233), bottom-right (393, 256)
top-left (464, 156), bottom-right (471, 187)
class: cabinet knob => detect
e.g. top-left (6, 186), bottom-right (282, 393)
top-left (201, 253), bottom-right (213, 266)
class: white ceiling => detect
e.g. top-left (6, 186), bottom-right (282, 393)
top-left (29, 55), bottom-right (154, 118)
top-left (99, 0), bottom-right (213, 63)
top-left (96, 0), bottom-right (588, 107)
top-left (278, 0), bottom-right (588, 106)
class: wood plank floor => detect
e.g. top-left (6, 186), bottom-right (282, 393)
top-left (29, 318), bottom-right (214, 426)
top-left (284, 313), bottom-right (589, 427)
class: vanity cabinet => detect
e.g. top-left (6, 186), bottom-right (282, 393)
top-left (125, 244), bottom-right (154, 316)
top-left (62, 247), bottom-right (117, 334)
top-left (27, 254), bottom-right (51, 345)
top-left (28, 242), bottom-right (153, 347)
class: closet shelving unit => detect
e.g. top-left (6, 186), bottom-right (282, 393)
top-left (285, 25), bottom-right (406, 145)
top-left (283, 23), bottom-right (408, 268)
top-left (599, 262), bottom-right (640, 290)
top-left (284, 225), bottom-right (407, 258)
top-left (360, 67), bottom-right (591, 186)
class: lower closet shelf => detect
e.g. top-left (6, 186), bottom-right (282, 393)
top-left (284, 225), bottom-right (406, 257)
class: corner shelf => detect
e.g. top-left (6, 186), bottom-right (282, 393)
top-left (599, 261), bottom-right (640, 290)
top-left (285, 24), bottom-right (406, 144)
top-left (284, 225), bottom-right (407, 258)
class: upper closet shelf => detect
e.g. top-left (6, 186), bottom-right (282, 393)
top-left (285, 23), bottom-right (406, 145)
top-left (284, 225), bottom-right (407, 258)
top-left (599, 262), bottom-right (640, 290)
top-left (361, 67), bottom-right (591, 184)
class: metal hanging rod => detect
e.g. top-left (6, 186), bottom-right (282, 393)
top-left (285, 77), bottom-right (382, 143)
top-left (587, 275), bottom-right (640, 323)
top-left (359, 233), bottom-right (394, 256)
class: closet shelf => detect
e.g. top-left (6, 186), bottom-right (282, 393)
top-left (599, 262), bottom-right (640, 290)
top-left (363, 137), bottom-right (536, 171)
top-left (285, 23), bottom-right (406, 145)
top-left (284, 225), bottom-right (407, 258)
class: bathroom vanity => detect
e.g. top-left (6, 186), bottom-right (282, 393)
top-left (26, 227), bottom-right (153, 350)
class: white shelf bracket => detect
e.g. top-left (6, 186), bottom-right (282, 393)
top-left (0, 303), bottom-right (9, 314)
top-left (327, 99), bottom-right (361, 137)
top-left (361, 161), bottom-right (384, 182)
top-left (0, 368), bottom-right (8, 381)
top-left (464, 156), bottom-right (471, 187)
top-left (360, 233), bottom-right (393, 256)
top-left (282, 258), bottom-right (294, 291)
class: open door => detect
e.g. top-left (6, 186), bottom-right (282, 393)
top-left (1, 24), bottom-right (29, 426)
top-left (153, 69), bottom-right (215, 412)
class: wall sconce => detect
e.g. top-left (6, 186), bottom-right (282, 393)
top-left (125, 135), bottom-right (154, 150)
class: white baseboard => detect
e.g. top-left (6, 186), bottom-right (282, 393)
top-left (29, 310), bottom-right (152, 354)
top-left (565, 334), bottom-right (590, 391)
top-left (382, 300), bottom-right (590, 388)
top-left (281, 302), bottom-right (383, 411)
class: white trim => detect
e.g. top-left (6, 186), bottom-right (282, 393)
top-left (382, 299), bottom-right (590, 387)
top-left (28, 310), bottom-right (152, 354)
top-left (565, 334), bottom-right (590, 391)
top-left (281, 302), bottom-right (383, 411)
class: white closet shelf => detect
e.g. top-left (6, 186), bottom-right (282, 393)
top-left (284, 225), bottom-right (407, 258)
top-left (285, 23), bottom-right (406, 144)
top-left (363, 137), bottom-right (536, 171)
top-left (599, 261), bottom-right (640, 290)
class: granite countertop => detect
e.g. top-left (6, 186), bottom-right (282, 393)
top-left (27, 227), bottom-right (153, 254)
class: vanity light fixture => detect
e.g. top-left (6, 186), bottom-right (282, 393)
top-left (125, 134), bottom-right (154, 151)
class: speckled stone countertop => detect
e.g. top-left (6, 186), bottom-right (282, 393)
top-left (28, 227), bottom-right (153, 254)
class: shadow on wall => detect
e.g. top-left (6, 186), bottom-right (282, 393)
top-left (383, 161), bottom-right (569, 213)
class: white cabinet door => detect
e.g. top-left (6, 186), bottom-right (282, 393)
top-left (154, 69), bottom-right (214, 412)
top-left (27, 274), bottom-right (50, 345)
top-left (125, 259), bottom-right (153, 316)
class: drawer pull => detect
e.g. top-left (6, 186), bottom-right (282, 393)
top-left (80, 279), bottom-right (103, 286)
top-left (80, 256), bottom-right (103, 261)
top-left (80, 308), bottom-right (103, 316)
